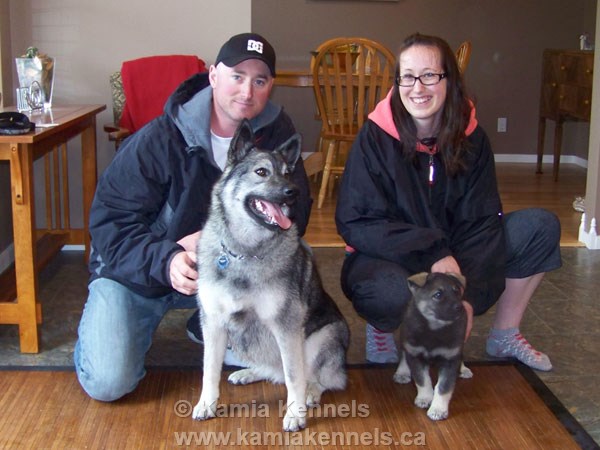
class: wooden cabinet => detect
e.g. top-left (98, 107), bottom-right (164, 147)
top-left (536, 49), bottom-right (594, 180)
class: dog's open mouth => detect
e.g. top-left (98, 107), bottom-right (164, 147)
top-left (250, 198), bottom-right (292, 230)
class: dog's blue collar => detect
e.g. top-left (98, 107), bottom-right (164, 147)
top-left (217, 241), bottom-right (263, 269)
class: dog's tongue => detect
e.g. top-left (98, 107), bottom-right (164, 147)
top-left (263, 201), bottom-right (292, 230)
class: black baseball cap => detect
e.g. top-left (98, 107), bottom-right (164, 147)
top-left (215, 33), bottom-right (276, 77)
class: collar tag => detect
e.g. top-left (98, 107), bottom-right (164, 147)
top-left (217, 252), bottom-right (230, 270)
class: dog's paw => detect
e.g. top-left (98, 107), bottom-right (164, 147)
top-left (393, 371), bottom-right (412, 384)
top-left (306, 384), bottom-right (322, 407)
top-left (427, 406), bottom-right (449, 421)
top-left (192, 399), bottom-right (217, 421)
top-left (283, 402), bottom-right (307, 431)
top-left (283, 413), bottom-right (307, 432)
top-left (459, 362), bottom-right (473, 379)
top-left (414, 395), bottom-right (433, 409)
top-left (228, 368), bottom-right (259, 385)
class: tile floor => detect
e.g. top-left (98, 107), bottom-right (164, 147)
top-left (0, 246), bottom-right (599, 445)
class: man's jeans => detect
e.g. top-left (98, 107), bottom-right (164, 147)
top-left (74, 278), bottom-right (196, 401)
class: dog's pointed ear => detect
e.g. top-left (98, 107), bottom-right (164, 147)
top-left (276, 133), bottom-right (302, 172)
top-left (407, 272), bottom-right (429, 293)
top-left (228, 119), bottom-right (255, 165)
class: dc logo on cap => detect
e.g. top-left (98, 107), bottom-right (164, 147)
top-left (247, 39), bottom-right (264, 54)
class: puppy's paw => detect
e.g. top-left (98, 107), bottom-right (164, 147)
top-left (393, 370), bottom-right (412, 384)
top-left (228, 368), bottom-right (259, 385)
top-left (427, 405), bottom-right (449, 421)
top-left (414, 395), bottom-right (433, 409)
top-left (192, 399), bottom-right (217, 421)
top-left (393, 357), bottom-right (412, 384)
top-left (459, 362), bottom-right (473, 379)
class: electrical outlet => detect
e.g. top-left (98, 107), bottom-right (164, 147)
top-left (497, 117), bottom-right (507, 133)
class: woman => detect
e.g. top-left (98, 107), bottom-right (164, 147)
top-left (335, 33), bottom-right (560, 371)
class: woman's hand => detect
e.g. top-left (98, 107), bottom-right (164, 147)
top-left (462, 300), bottom-right (473, 342)
top-left (432, 255), bottom-right (472, 340)
top-left (431, 255), bottom-right (461, 274)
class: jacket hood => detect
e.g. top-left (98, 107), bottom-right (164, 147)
top-left (163, 72), bottom-right (283, 150)
top-left (367, 88), bottom-right (478, 142)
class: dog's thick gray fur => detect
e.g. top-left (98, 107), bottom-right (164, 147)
top-left (393, 272), bottom-right (473, 421)
top-left (192, 120), bottom-right (349, 431)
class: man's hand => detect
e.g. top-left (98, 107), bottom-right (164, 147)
top-left (169, 251), bottom-right (198, 295)
top-left (169, 231), bottom-right (201, 295)
top-left (177, 230), bottom-right (201, 252)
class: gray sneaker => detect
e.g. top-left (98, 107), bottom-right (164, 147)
top-left (486, 330), bottom-right (552, 371)
top-left (186, 309), bottom-right (203, 344)
top-left (365, 323), bottom-right (399, 364)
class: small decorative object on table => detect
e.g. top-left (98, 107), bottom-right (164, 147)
top-left (15, 47), bottom-right (55, 111)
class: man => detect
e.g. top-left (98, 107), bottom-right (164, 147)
top-left (75, 33), bottom-right (312, 401)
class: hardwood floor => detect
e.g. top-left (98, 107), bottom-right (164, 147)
top-left (304, 162), bottom-right (587, 248)
top-left (0, 366), bottom-right (583, 449)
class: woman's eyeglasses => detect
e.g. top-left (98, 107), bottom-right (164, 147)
top-left (396, 73), bottom-right (447, 87)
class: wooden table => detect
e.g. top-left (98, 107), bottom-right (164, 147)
top-left (0, 104), bottom-right (106, 353)
top-left (536, 49), bottom-right (594, 180)
top-left (275, 69), bottom-right (313, 87)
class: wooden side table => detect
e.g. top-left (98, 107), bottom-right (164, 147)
top-left (536, 49), bottom-right (594, 180)
top-left (0, 104), bottom-right (106, 353)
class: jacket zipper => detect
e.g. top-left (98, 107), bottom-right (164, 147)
top-left (428, 154), bottom-right (435, 205)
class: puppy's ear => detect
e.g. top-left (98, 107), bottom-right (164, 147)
top-left (407, 272), bottom-right (429, 293)
top-left (228, 119), bottom-right (255, 165)
top-left (447, 272), bottom-right (466, 289)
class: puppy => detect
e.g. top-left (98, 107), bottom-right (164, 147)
top-left (393, 272), bottom-right (473, 420)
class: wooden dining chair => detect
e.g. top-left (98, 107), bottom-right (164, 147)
top-left (455, 41), bottom-right (472, 73)
top-left (311, 37), bottom-right (396, 208)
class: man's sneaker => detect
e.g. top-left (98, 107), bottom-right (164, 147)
top-left (486, 329), bottom-right (552, 371)
top-left (186, 309), bottom-right (203, 344)
top-left (187, 309), bottom-right (246, 367)
top-left (366, 323), bottom-right (399, 364)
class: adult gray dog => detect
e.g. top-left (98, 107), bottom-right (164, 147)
top-left (192, 119), bottom-right (349, 431)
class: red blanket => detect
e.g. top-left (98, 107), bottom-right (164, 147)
top-left (119, 55), bottom-right (206, 132)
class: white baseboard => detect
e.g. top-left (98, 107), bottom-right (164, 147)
top-left (494, 154), bottom-right (588, 168)
top-left (578, 214), bottom-right (600, 249)
top-left (63, 245), bottom-right (85, 251)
